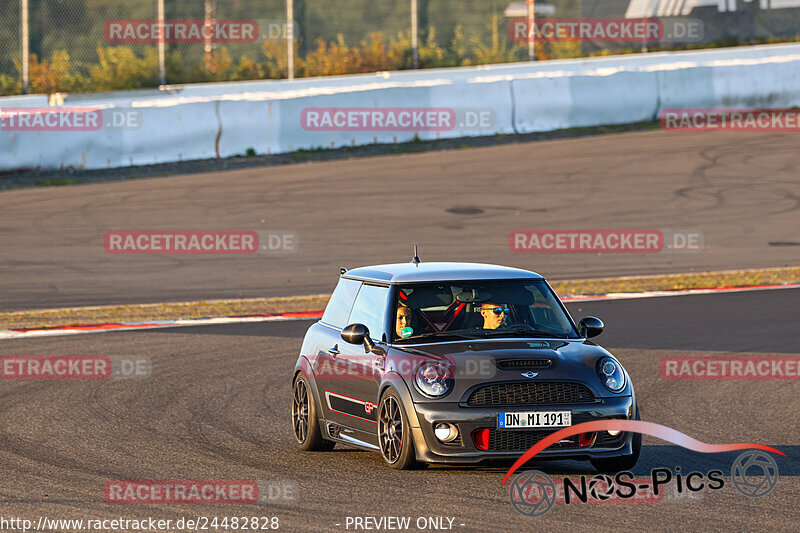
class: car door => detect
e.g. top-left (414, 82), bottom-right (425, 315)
top-left (326, 283), bottom-right (390, 433)
top-left (313, 277), bottom-right (361, 425)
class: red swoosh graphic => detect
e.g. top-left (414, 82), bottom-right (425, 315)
top-left (501, 420), bottom-right (785, 486)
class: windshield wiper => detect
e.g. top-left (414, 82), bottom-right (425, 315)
top-left (401, 332), bottom-right (480, 341)
top-left (481, 328), bottom-right (567, 339)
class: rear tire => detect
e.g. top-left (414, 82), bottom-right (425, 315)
top-left (378, 388), bottom-right (424, 470)
top-left (292, 373), bottom-right (335, 451)
top-left (590, 404), bottom-right (641, 473)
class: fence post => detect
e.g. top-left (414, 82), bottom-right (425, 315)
top-left (411, 0), bottom-right (418, 68)
top-left (20, 0), bottom-right (29, 94)
top-left (286, 0), bottom-right (294, 80)
top-left (296, 0), bottom-right (306, 58)
top-left (204, 0), bottom-right (213, 55)
top-left (527, 0), bottom-right (535, 61)
top-left (157, 0), bottom-right (166, 85)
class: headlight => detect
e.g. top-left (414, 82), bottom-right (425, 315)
top-left (414, 362), bottom-right (453, 398)
top-left (597, 357), bottom-right (626, 392)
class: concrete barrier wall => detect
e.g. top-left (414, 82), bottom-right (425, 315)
top-left (655, 53), bottom-right (800, 110)
top-left (1, 43), bottom-right (799, 172)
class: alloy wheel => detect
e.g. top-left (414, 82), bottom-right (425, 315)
top-left (292, 378), bottom-right (309, 443)
top-left (379, 395), bottom-right (403, 463)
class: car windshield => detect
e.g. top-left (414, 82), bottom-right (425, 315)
top-left (391, 279), bottom-right (579, 342)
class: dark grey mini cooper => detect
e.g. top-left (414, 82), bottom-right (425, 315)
top-left (291, 259), bottom-right (640, 470)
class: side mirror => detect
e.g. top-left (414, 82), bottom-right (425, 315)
top-left (341, 323), bottom-right (386, 355)
top-left (578, 316), bottom-right (604, 338)
top-left (341, 323), bottom-right (368, 345)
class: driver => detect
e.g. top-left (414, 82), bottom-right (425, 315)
top-left (480, 302), bottom-right (508, 330)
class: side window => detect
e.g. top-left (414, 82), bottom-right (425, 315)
top-left (348, 284), bottom-right (390, 341)
top-left (321, 278), bottom-right (361, 329)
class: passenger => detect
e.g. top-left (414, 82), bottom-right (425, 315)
top-left (396, 303), bottom-right (413, 338)
top-left (480, 302), bottom-right (508, 330)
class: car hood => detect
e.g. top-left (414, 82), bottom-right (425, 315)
top-left (387, 338), bottom-right (629, 401)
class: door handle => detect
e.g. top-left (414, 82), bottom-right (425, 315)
top-left (328, 345), bottom-right (340, 357)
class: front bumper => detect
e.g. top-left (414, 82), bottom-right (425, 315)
top-left (410, 395), bottom-right (635, 464)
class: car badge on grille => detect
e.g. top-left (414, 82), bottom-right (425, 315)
top-left (521, 371), bottom-right (539, 378)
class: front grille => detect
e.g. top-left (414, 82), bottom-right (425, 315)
top-left (466, 382), bottom-right (595, 406)
top-left (496, 359), bottom-right (551, 369)
top-left (488, 429), bottom-right (577, 451)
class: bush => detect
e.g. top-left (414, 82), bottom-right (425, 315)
top-left (0, 73), bottom-right (20, 96)
top-left (88, 47), bottom-right (155, 91)
top-left (2, 30), bottom-right (793, 96)
top-left (28, 50), bottom-right (93, 94)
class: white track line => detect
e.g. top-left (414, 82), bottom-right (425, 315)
top-left (561, 282), bottom-right (800, 302)
top-left (0, 314), bottom-right (317, 340)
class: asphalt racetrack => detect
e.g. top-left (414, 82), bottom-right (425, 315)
top-left (1, 129), bottom-right (799, 310)
top-left (1, 288), bottom-right (798, 532)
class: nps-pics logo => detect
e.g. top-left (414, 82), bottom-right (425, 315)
top-left (503, 420), bottom-right (783, 516)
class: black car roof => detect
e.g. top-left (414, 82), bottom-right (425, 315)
top-left (342, 262), bottom-right (544, 284)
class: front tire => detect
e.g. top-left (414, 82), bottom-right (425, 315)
top-left (291, 373), bottom-right (335, 451)
top-left (377, 388), bottom-right (424, 470)
top-left (590, 405), bottom-right (641, 473)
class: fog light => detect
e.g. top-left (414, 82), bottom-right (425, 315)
top-left (607, 429), bottom-right (622, 436)
top-left (434, 423), bottom-right (459, 443)
top-left (472, 428), bottom-right (490, 451)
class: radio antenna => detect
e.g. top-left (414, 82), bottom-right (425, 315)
top-left (411, 245), bottom-right (421, 264)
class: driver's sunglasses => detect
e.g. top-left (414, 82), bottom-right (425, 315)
top-left (485, 307), bottom-right (510, 316)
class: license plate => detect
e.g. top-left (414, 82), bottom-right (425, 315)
top-left (497, 410), bottom-right (571, 429)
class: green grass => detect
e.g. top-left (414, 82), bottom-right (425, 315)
top-left (36, 178), bottom-right (79, 186)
